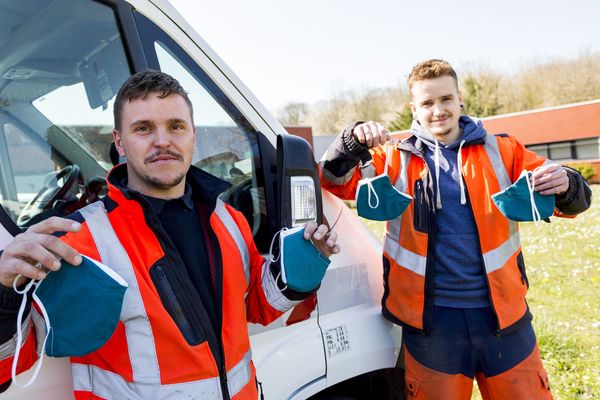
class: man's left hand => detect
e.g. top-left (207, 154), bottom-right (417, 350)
top-left (533, 164), bottom-right (569, 195)
top-left (303, 221), bottom-right (340, 258)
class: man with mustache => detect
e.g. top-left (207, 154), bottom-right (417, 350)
top-left (0, 70), bottom-right (339, 399)
top-left (319, 59), bottom-right (591, 399)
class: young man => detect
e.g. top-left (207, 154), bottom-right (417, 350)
top-left (0, 70), bottom-right (339, 399)
top-left (319, 59), bottom-right (591, 399)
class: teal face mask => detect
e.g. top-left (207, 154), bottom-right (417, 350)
top-left (356, 144), bottom-right (412, 221)
top-left (12, 255), bottom-right (127, 388)
top-left (491, 170), bottom-right (555, 222)
top-left (271, 225), bottom-right (331, 293)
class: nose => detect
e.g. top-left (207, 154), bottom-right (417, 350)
top-left (432, 102), bottom-right (444, 116)
top-left (153, 126), bottom-right (171, 147)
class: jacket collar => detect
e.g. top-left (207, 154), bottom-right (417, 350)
top-left (106, 163), bottom-right (231, 212)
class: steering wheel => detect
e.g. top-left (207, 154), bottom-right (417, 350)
top-left (17, 165), bottom-right (80, 227)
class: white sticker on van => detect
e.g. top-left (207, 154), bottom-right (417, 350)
top-left (324, 325), bottom-right (350, 358)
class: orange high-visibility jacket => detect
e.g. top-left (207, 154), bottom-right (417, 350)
top-left (320, 129), bottom-right (583, 333)
top-left (3, 165), bottom-right (297, 399)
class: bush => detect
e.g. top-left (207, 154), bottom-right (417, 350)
top-left (566, 162), bottom-right (597, 181)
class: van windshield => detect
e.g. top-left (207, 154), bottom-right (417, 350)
top-left (0, 0), bottom-right (130, 227)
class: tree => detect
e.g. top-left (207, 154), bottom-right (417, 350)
top-left (388, 103), bottom-right (413, 131)
top-left (277, 102), bottom-right (309, 126)
top-left (462, 73), bottom-right (502, 117)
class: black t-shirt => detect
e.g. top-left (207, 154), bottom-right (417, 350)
top-left (143, 186), bottom-right (217, 331)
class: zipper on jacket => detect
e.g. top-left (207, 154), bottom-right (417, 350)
top-left (201, 208), bottom-right (230, 400)
top-left (152, 265), bottom-right (207, 345)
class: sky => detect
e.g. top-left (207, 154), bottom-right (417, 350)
top-left (169, 0), bottom-right (600, 114)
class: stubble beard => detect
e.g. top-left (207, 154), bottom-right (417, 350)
top-left (142, 171), bottom-right (186, 190)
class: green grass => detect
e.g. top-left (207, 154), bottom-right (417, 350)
top-left (358, 185), bottom-right (600, 399)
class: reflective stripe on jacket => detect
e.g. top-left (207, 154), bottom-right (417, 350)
top-left (321, 132), bottom-right (559, 332)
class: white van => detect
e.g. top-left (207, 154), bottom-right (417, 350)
top-left (0, 0), bottom-right (403, 398)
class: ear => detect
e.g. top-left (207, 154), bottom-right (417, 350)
top-left (458, 92), bottom-right (464, 108)
top-left (113, 129), bottom-right (126, 157)
top-left (409, 101), bottom-right (416, 114)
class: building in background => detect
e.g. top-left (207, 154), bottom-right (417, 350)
top-left (482, 99), bottom-right (600, 182)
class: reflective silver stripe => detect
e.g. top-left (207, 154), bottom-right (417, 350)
top-left (31, 308), bottom-right (46, 356)
top-left (79, 202), bottom-right (160, 384)
top-left (383, 237), bottom-right (426, 276)
top-left (214, 199), bottom-right (250, 284)
top-left (386, 219), bottom-right (401, 244)
top-left (227, 350), bottom-right (253, 396)
top-left (71, 350), bottom-right (253, 399)
top-left (483, 133), bottom-right (511, 190)
top-left (360, 163), bottom-right (377, 179)
top-left (72, 363), bottom-right (221, 400)
top-left (484, 134), bottom-right (521, 236)
top-left (482, 231), bottom-right (521, 274)
top-left (261, 261), bottom-right (300, 312)
top-left (388, 150), bottom-right (411, 243)
top-left (320, 165), bottom-right (358, 186)
top-left (0, 313), bottom-right (31, 360)
top-left (394, 150), bottom-right (411, 193)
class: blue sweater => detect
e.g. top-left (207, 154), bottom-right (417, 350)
top-left (411, 117), bottom-right (491, 308)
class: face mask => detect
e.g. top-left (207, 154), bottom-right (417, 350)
top-left (270, 225), bottom-right (331, 293)
top-left (12, 255), bottom-right (128, 388)
top-left (491, 169), bottom-right (555, 222)
top-left (356, 144), bottom-right (412, 221)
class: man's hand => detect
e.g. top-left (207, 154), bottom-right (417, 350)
top-left (352, 121), bottom-right (390, 148)
top-left (533, 164), bottom-right (569, 195)
top-left (303, 221), bottom-right (340, 258)
top-left (0, 217), bottom-right (82, 288)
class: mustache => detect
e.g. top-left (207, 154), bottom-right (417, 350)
top-left (145, 149), bottom-right (183, 163)
top-left (431, 113), bottom-right (451, 121)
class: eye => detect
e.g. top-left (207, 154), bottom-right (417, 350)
top-left (134, 125), bottom-right (149, 133)
top-left (171, 124), bottom-right (185, 131)
top-left (422, 101), bottom-right (433, 107)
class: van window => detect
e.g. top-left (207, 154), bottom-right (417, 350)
top-left (135, 13), bottom-right (270, 248)
top-left (0, 0), bottom-right (130, 227)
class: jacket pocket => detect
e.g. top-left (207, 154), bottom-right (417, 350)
top-left (413, 179), bottom-right (429, 233)
top-left (517, 252), bottom-right (529, 288)
top-left (151, 264), bottom-right (207, 345)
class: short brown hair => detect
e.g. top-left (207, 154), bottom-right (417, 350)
top-left (407, 59), bottom-right (458, 96)
top-left (114, 69), bottom-right (193, 131)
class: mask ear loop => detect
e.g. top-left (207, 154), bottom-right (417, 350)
top-left (268, 228), bottom-right (288, 290)
top-left (366, 142), bottom-right (391, 210)
top-left (11, 275), bottom-right (50, 388)
top-left (525, 170), bottom-right (541, 222)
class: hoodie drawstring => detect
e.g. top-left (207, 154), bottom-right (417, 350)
top-left (434, 139), bottom-right (442, 209)
top-left (457, 140), bottom-right (466, 205)
top-left (434, 139), bottom-right (467, 209)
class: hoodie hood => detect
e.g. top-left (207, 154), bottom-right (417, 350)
top-left (405, 116), bottom-right (488, 210)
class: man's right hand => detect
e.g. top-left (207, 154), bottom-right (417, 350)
top-left (352, 121), bottom-right (391, 148)
top-left (0, 217), bottom-right (82, 288)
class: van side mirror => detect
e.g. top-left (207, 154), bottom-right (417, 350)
top-left (276, 134), bottom-right (323, 228)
